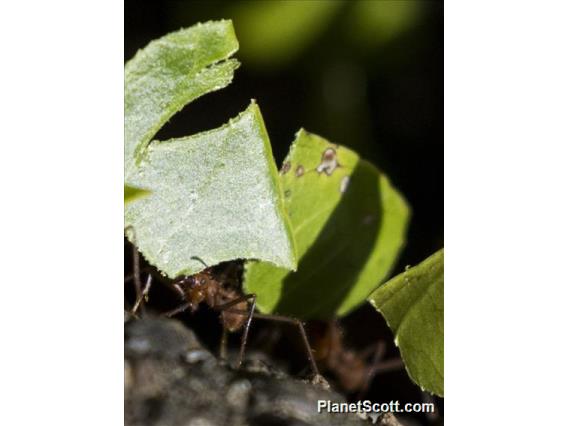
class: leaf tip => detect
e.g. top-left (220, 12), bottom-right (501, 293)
top-left (124, 185), bottom-right (151, 204)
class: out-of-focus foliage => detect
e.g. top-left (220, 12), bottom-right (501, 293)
top-left (229, 0), bottom-right (342, 68)
top-left (345, 0), bottom-right (422, 49)
top-left (166, 0), bottom-right (424, 69)
top-left (245, 130), bottom-right (409, 319)
top-left (125, 21), bottom-right (297, 278)
top-left (226, 0), bottom-right (422, 67)
top-left (369, 249), bottom-right (444, 396)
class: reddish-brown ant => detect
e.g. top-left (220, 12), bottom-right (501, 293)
top-left (126, 248), bottom-right (402, 392)
top-left (312, 321), bottom-right (404, 396)
top-left (156, 258), bottom-right (320, 376)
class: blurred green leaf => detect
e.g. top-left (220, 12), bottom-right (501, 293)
top-left (232, 0), bottom-right (343, 68)
top-left (369, 249), bottom-right (444, 396)
top-left (125, 21), bottom-right (297, 278)
top-left (244, 130), bottom-right (409, 319)
top-left (124, 185), bottom-right (150, 204)
top-left (346, 0), bottom-right (422, 48)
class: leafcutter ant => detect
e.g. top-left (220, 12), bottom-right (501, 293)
top-left (161, 258), bottom-right (320, 376)
top-left (312, 321), bottom-right (404, 397)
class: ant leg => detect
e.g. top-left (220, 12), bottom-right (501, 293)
top-left (255, 312), bottom-right (319, 377)
top-left (357, 340), bottom-right (386, 399)
top-left (161, 280), bottom-right (194, 317)
top-left (362, 340), bottom-right (405, 375)
top-left (219, 328), bottom-right (228, 361)
top-left (132, 274), bottom-right (152, 315)
top-left (131, 244), bottom-right (144, 314)
top-left (227, 309), bottom-right (319, 377)
top-left (214, 294), bottom-right (256, 369)
top-left (373, 357), bottom-right (404, 374)
top-left (255, 313), bottom-right (319, 377)
top-left (163, 302), bottom-right (192, 318)
top-left (360, 340), bottom-right (386, 361)
top-left (356, 341), bottom-right (405, 399)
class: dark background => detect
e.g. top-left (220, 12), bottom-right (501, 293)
top-left (126, 1), bottom-right (443, 425)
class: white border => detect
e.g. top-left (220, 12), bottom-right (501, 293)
top-left (0, 1), bottom-right (123, 424)
top-left (446, 0), bottom-right (568, 423)
top-left (1, 1), bottom-right (567, 424)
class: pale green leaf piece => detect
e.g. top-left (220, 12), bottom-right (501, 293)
top-left (125, 20), bottom-right (239, 175)
top-left (125, 21), bottom-right (297, 277)
top-left (124, 185), bottom-right (150, 204)
top-left (244, 130), bottom-right (410, 319)
top-left (369, 249), bottom-right (444, 397)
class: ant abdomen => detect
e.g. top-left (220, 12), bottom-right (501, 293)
top-left (220, 294), bottom-right (248, 332)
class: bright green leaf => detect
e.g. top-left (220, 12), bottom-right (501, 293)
top-left (369, 249), bottom-right (444, 396)
top-left (125, 22), bottom-right (297, 278)
top-left (124, 185), bottom-right (150, 204)
top-left (244, 130), bottom-right (409, 319)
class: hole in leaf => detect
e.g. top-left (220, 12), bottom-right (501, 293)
top-left (153, 83), bottom-right (250, 141)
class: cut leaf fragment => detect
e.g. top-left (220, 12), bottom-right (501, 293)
top-left (244, 130), bottom-right (410, 319)
top-left (125, 21), bottom-right (297, 277)
top-left (125, 20), bottom-right (240, 176)
top-left (369, 249), bottom-right (444, 396)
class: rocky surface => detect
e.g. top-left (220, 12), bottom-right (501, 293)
top-left (125, 317), bottom-right (402, 426)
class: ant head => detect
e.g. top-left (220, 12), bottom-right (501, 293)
top-left (189, 275), bottom-right (207, 287)
top-left (172, 274), bottom-right (208, 309)
top-left (175, 273), bottom-right (207, 290)
top-left (186, 273), bottom-right (210, 307)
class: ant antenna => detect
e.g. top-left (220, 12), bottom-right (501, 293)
top-left (190, 256), bottom-right (209, 269)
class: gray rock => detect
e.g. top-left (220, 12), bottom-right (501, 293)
top-left (125, 317), bottom-right (400, 426)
